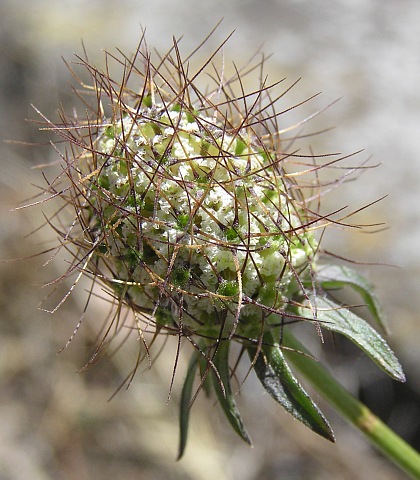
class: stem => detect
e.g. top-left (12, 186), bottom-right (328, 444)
top-left (282, 329), bottom-right (420, 480)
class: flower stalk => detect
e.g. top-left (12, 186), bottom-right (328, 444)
top-left (283, 329), bottom-right (420, 479)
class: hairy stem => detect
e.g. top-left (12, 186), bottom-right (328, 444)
top-left (282, 329), bottom-right (420, 479)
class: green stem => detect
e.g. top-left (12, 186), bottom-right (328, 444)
top-left (282, 329), bottom-right (420, 480)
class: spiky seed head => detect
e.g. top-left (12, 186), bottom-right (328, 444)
top-left (88, 103), bottom-right (317, 340)
top-left (29, 29), bottom-right (406, 457)
top-left (33, 29), bottom-right (334, 353)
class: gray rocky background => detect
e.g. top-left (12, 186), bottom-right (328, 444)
top-left (1, 1), bottom-right (419, 479)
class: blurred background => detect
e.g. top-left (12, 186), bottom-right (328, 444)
top-left (1, 1), bottom-right (419, 479)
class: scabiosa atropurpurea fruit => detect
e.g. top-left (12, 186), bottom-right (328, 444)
top-left (33, 28), bottom-right (405, 457)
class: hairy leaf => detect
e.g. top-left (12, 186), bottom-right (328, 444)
top-left (212, 340), bottom-right (252, 445)
top-left (177, 354), bottom-right (199, 460)
top-left (306, 296), bottom-right (405, 382)
top-left (316, 264), bottom-right (387, 331)
top-left (248, 333), bottom-right (335, 442)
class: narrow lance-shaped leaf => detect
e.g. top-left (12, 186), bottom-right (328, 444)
top-left (315, 264), bottom-right (387, 332)
top-left (177, 353), bottom-right (199, 460)
top-left (212, 340), bottom-right (252, 445)
top-left (304, 296), bottom-right (405, 382)
top-left (248, 332), bottom-right (335, 442)
top-left (198, 348), bottom-right (213, 398)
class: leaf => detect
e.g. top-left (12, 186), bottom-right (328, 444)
top-left (316, 264), bottom-right (387, 332)
top-left (248, 333), bottom-right (335, 442)
top-left (212, 340), bottom-right (252, 445)
top-left (177, 354), bottom-right (199, 460)
top-left (306, 296), bottom-right (405, 382)
top-left (197, 350), bottom-right (213, 398)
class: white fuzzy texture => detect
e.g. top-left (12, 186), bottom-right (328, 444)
top-left (90, 106), bottom-right (316, 335)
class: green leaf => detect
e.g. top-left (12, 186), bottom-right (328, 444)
top-left (177, 354), bottom-right (199, 460)
top-left (212, 340), bottom-right (252, 445)
top-left (305, 296), bottom-right (405, 382)
top-left (248, 333), bottom-right (335, 442)
top-left (316, 264), bottom-right (387, 332)
top-left (197, 350), bottom-right (213, 398)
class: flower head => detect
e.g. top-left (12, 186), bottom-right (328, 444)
top-left (33, 29), bottom-right (404, 457)
top-left (90, 99), bottom-right (316, 340)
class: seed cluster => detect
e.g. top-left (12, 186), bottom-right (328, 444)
top-left (88, 104), bottom-right (317, 340)
top-left (32, 32), bottom-right (408, 457)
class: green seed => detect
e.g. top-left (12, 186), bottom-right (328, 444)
top-left (217, 280), bottom-right (239, 298)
